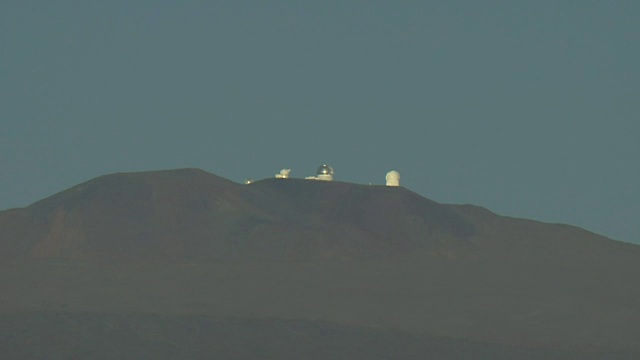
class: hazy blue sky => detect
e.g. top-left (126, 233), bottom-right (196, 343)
top-left (1, 1), bottom-right (638, 244)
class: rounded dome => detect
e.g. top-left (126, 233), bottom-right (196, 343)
top-left (316, 164), bottom-right (334, 176)
top-left (385, 170), bottom-right (400, 186)
top-left (385, 171), bottom-right (400, 180)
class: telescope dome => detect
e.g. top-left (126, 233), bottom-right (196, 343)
top-left (315, 164), bottom-right (334, 181)
top-left (386, 170), bottom-right (400, 186)
top-left (316, 164), bottom-right (334, 176)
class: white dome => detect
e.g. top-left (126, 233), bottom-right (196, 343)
top-left (316, 164), bottom-right (334, 176)
top-left (385, 170), bottom-right (400, 186)
top-left (315, 164), bottom-right (334, 181)
top-left (275, 168), bottom-right (291, 179)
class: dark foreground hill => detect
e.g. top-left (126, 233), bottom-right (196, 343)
top-left (1, 168), bottom-right (639, 359)
top-left (2, 313), bottom-right (636, 360)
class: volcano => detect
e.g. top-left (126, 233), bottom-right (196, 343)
top-left (1, 169), bottom-right (639, 359)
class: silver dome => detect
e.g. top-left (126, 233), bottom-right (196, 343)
top-left (316, 164), bottom-right (334, 176)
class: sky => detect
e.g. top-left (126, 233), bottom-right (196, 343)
top-left (1, 1), bottom-right (638, 244)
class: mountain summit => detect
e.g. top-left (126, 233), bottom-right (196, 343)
top-left (1, 168), bottom-right (639, 359)
top-left (1, 168), bottom-right (631, 262)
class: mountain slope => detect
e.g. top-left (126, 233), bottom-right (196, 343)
top-left (1, 168), bottom-right (640, 358)
top-left (2, 313), bottom-right (634, 360)
top-left (1, 169), bottom-right (477, 261)
top-left (2, 168), bottom-right (633, 261)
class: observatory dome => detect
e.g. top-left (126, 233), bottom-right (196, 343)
top-left (316, 164), bottom-right (334, 181)
top-left (275, 169), bottom-right (291, 179)
top-left (317, 164), bottom-right (334, 176)
top-left (385, 170), bottom-right (400, 186)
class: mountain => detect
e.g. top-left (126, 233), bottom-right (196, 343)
top-left (1, 168), bottom-right (639, 359)
top-left (0, 168), bottom-right (477, 261)
top-left (2, 168), bottom-right (633, 261)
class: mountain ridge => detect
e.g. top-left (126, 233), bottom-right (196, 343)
top-left (1, 168), bottom-right (636, 261)
top-left (1, 168), bottom-right (640, 358)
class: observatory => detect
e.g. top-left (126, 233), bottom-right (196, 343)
top-left (275, 169), bottom-right (291, 179)
top-left (263, 165), bottom-right (399, 186)
top-left (305, 164), bottom-right (335, 181)
top-left (386, 171), bottom-right (400, 186)
top-left (316, 164), bottom-right (334, 181)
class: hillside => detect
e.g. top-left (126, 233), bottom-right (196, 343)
top-left (1, 168), bottom-right (477, 261)
top-left (1, 168), bottom-right (639, 359)
top-left (2, 168), bottom-right (634, 261)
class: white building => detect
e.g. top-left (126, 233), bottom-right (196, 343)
top-left (275, 169), bottom-right (291, 179)
top-left (315, 164), bottom-right (334, 181)
top-left (385, 171), bottom-right (400, 186)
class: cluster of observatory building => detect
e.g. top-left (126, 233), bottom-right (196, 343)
top-left (267, 164), bottom-right (400, 186)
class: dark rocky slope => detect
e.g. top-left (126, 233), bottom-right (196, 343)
top-left (1, 168), bottom-right (639, 359)
top-left (2, 168), bottom-right (634, 261)
top-left (2, 313), bottom-right (635, 360)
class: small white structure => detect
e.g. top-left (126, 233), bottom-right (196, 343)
top-left (275, 169), bottom-right (291, 179)
top-left (244, 178), bottom-right (254, 185)
top-left (385, 170), bottom-right (400, 187)
top-left (315, 164), bottom-right (334, 181)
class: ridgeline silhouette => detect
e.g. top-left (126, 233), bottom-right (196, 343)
top-left (1, 169), bottom-right (639, 359)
